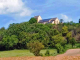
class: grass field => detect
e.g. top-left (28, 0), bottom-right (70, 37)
top-left (40, 49), bottom-right (57, 56)
top-left (0, 49), bottom-right (57, 57)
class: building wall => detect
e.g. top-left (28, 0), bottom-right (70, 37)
top-left (54, 18), bottom-right (60, 24)
top-left (52, 21), bottom-right (54, 24)
top-left (37, 16), bottom-right (42, 22)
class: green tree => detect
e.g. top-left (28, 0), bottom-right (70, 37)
top-left (52, 34), bottom-right (66, 45)
top-left (27, 42), bottom-right (44, 56)
top-left (55, 43), bottom-right (63, 53)
top-left (48, 29), bottom-right (59, 46)
top-left (66, 32), bottom-right (72, 44)
top-left (71, 38), bottom-right (76, 48)
top-left (18, 32), bottom-right (29, 48)
top-left (0, 27), bottom-right (6, 41)
top-left (2, 35), bottom-right (18, 49)
top-left (29, 18), bottom-right (37, 24)
top-left (62, 26), bottom-right (68, 36)
top-left (0, 41), bottom-right (5, 50)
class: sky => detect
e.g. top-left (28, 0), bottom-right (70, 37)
top-left (0, 0), bottom-right (80, 28)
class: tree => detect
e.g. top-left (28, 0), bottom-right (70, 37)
top-left (52, 34), bottom-right (66, 45)
top-left (55, 43), bottom-right (63, 53)
top-left (0, 27), bottom-right (5, 31)
top-left (66, 32), bottom-right (72, 44)
top-left (2, 35), bottom-right (18, 50)
top-left (60, 19), bottom-right (63, 23)
top-left (71, 38), bottom-right (76, 48)
top-left (18, 32), bottom-right (28, 49)
top-left (27, 42), bottom-right (44, 56)
top-left (62, 26), bottom-right (68, 36)
top-left (29, 18), bottom-right (37, 24)
top-left (0, 27), bottom-right (5, 41)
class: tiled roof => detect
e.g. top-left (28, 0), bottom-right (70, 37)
top-left (39, 18), bottom-right (57, 23)
top-left (42, 18), bottom-right (52, 22)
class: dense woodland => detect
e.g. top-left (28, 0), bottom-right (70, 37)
top-left (0, 18), bottom-right (80, 56)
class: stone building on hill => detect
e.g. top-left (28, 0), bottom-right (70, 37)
top-left (34, 15), bottom-right (60, 24)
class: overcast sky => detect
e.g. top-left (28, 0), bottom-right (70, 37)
top-left (0, 0), bottom-right (80, 28)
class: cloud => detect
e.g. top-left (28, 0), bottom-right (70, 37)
top-left (0, 0), bottom-right (33, 16)
top-left (60, 14), bottom-right (72, 22)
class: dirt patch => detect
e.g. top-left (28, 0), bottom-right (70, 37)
top-left (0, 56), bottom-right (80, 60)
top-left (64, 49), bottom-right (80, 56)
top-left (0, 49), bottom-right (80, 60)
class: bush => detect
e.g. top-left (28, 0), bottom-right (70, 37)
top-left (64, 44), bottom-right (72, 49)
top-left (27, 42), bottom-right (44, 56)
top-left (71, 38), bottom-right (76, 48)
top-left (40, 53), bottom-right (43, 56)
top-left (45, 50), bottom-right (50, 56)
top-left (76, 43), bottom-right (80, 48)
top-left (55, 43), bottom-right (63, 53)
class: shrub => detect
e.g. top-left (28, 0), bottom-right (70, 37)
top-left (40, 53), bottom-right (43, 56)
top-left (45, 50), bottom-right (50, 56)
top-left (27, 42), bottom-right (44, 56)
top-left (55, 43), bottom-right (63, 53)
top-left (71, 38), bottom-right (76, 48)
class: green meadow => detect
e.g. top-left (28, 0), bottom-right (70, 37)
top-left (0, 49), bottom-right (57, 57)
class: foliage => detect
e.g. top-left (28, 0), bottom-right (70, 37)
top-left (27, 42), bottom-right (44, 56)
top-left (29, 18), bottom-right (37, 24)
top-left (55, 43), bottom-right (63, 53)
top-left (40, 49), bottom-right (57, 56)
top-left (45, 50), bottom-right (50, 56)
top-left (52, 34), bottom-right (66, 45)
top-left (66, 32), bottom-right (72, 44)
top-left (71, 38), bottom-right (76, 48)
top-left (2, 35), bottom-right (18, 50)
top-left (62, 26), bottom-right (68, 36)
top-left (0, 20), bottom-right (80, 53)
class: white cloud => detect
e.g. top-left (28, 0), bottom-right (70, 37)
top-left (60, 14), bottom-right (72, 22)
top-left (0, 0), bottom-right (33, 16)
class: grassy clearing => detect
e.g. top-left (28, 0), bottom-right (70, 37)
top-left (0, 49), bottom-right (57, 57)
top-left (0, 50), bottom-right (34, 58)
top-left (40, 49), bottom-right (57, 56)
